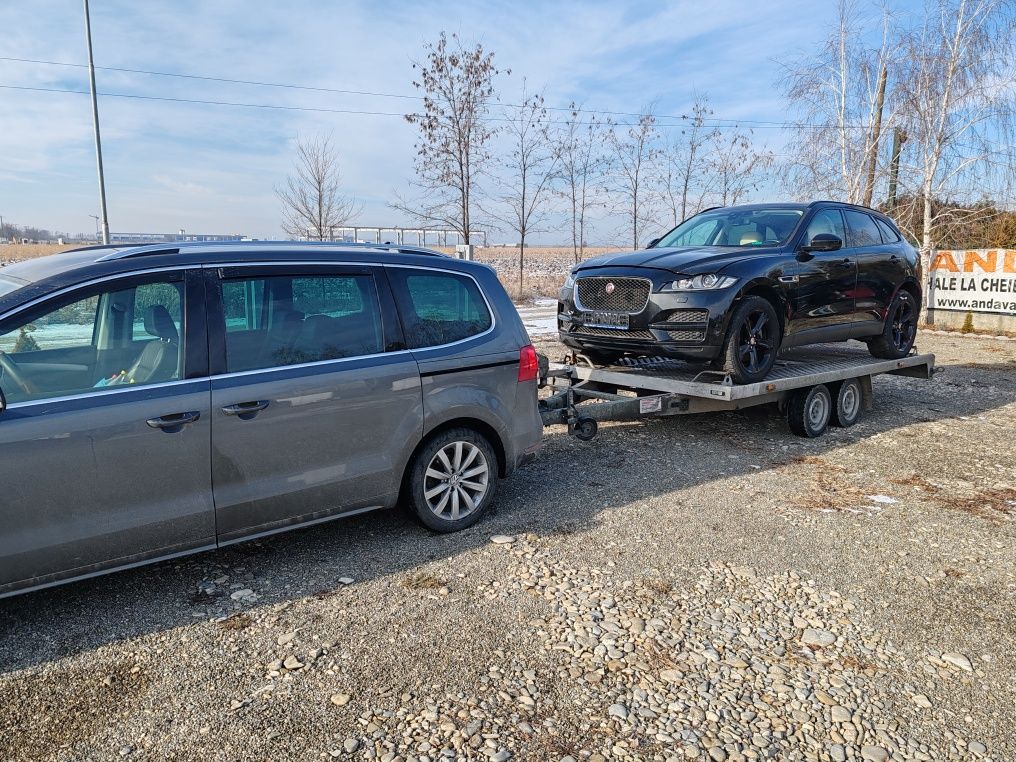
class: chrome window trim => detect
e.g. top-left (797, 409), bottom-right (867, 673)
top-left (4, 377), bottom-right (207, 410)
top-left (0, 264), bottom-right (198, 324)
top-left (0, 259), bottom-right (499, 398)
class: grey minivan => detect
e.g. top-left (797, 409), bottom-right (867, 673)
top-left (0, 242), bottom-right (543, 598)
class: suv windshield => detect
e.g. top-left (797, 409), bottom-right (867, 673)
top-left (654, 208), bottom-right (805, 248)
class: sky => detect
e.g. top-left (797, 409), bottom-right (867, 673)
top-left (0, 0), bottom-right (924, 243)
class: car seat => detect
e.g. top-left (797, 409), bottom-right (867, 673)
top-left (126, 305), bottom-right (179, 383)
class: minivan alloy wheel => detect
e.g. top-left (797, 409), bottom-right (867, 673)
top-left (424, 441), bottom-right (490, 520)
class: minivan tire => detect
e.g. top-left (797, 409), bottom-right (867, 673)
top-left (868, 289), bottom-right (918, 359)
top-left (716, 295), bottom-right (782, 384)
top-left (407, 427), bottom-right (499, 533)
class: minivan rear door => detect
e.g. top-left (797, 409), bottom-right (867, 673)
top-left (206, 265), bottom-right (423, 543)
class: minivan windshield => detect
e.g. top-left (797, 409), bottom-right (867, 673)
top-left (0, 275), bottom-right (23, 299)
top-left (653, 208), bottom-right (805, 248)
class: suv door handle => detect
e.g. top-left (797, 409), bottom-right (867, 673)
top-left (835, 258), bottom-right (853, 268)
top-left (889, 254), bottom-right (900, 262)
top-left (221, 400), bottom-right (270, 416)
top-left (146, 411), bottom-right (201, 429)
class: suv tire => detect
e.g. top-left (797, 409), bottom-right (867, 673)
top-left (407, 427), bottom-right (499, 532)
top-left (868, 289), bottom-right (917, 359)
top-left (716, 296), bottom-right (781, 384)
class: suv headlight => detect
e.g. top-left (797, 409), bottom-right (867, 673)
top-left (660, 274), bottom-right (737, 292)
top-left (563, 271), bottom-right (577, 290)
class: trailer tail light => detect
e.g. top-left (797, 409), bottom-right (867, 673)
top-left (518, 344), bottom-right (539, 382)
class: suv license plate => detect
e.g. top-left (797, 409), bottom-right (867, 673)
top-left (585, 312), bottom-right (629, 329)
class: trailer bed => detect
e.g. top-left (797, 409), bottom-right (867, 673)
top-left (539, 343), bottom-right (937, 438)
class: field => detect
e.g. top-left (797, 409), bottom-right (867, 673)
top-left (0, 243), bottom-right (618, 302)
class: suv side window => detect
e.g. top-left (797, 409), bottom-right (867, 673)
top-left (804, 209), bottom-right (846, 244)
top-left (843, 210), bottom-right (881, 248)
top-left (222, 273), bottom-right (383, 373)
top-left (387, 268), bottom-right (492, 349)
top-left (0, 276), bottom-right (185, 404)
top-left (874, 217), bottom-right (901, 243)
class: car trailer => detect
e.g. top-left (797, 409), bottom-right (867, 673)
top-left (538, 344), bottom-right (937, 439)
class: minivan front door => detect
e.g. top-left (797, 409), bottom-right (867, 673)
top-left (0, 271), bottom-right (214, 596)
top-left (207, 266), bottom-right (423, 542)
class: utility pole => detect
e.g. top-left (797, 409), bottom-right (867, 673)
top-left (83, 0), bottom-right (110, 244)
top-left (862, 64), bottom-right (888, 208)
top-left (886, 127), bottom-right (907, 212)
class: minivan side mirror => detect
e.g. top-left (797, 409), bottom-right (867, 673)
top-left (646, 237), bottom-right (661, 249)
top-left (802, 233), bottom-right (842, 253)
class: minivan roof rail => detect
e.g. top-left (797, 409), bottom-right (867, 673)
top-left (92, 240), bottom-right (449, 262)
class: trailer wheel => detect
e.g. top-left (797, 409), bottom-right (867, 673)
top-left (830, 378), bottom-right (862, 428)
top-left (574, 417), bottom-right (598, 441)
top-left (787, 384), bottom-right (832, 437)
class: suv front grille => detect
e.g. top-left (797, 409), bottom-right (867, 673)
top-left (575, 277), bottom-right (651, 313)
top-left (573, 326), bottom-right (654, 341)
top-left (666, 329), bottom-right (705, 342)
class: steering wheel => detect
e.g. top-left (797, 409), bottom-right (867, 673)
top-left (0, 351), bottom-right (39, 396)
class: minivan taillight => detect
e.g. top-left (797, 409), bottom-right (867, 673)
top-left (518, 344), bottom-right (539, 383)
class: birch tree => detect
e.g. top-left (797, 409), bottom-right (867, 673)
top-left (706, 128), bottom-right (774, 206)
top-left (554, 105), bottom-right (607, 262)
top-left (393, 32), bottom-right (502, 243)
top-left (780, 1), bottom-right (901, 204)
top-left (277, 134), bottom-right (361, 240)
top-left (894, 0), bottom-right (1016, 253)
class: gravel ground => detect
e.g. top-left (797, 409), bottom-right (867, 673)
top-left (1, 331), bottom-right (1014, 762)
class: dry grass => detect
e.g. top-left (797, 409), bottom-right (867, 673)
top-left (935, 486), bottom-right (1016, 523)
top-left (217, 613), bottom-right (254, 631)
top-left (786, 456), bottom-right (867, 512)
top-left (401, 571), bottom-right (447, 590)
top-left (0, 243), bottom-right (78, 262)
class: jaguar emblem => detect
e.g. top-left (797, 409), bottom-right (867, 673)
top-left (605, 282), bottom-right (616, 295)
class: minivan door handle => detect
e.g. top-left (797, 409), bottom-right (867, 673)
top-left (146, 411), bottom-right (201, 429)
top-left (221, 400), bottom-right (270, 417)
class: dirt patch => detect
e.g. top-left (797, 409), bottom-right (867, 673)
top-left (0, 661), bottom-right (150, 759)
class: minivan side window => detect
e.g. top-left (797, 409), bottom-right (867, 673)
top-left (388, 268), bottom-right (492, 349)
top-left (843, 210), bottom-right (882, 248)
top-left (0, 277), bottom-right (184, 404)
top-left (222, 273), bottom-right (383, 373)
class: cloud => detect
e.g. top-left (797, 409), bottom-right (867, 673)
top-left (1, 0), bottom-right (839, 240)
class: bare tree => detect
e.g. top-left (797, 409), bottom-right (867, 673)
top-left (607, 110), bottom-right (661, 249)
top-left (661, 97), bottom-right (718, 225)
top-left (554, 104), bottom-right (607, 262)
top-left (276, 134), bottom-right (361, 240)
top-left (393, 32), bottom-right (502, 244)
top-left (706, 128), bottom-right (775, 206)
top-left (780, 1), bottom-right (901, 204)
top-left (489, 85), bottom-right (558, 293)
top-left (894, 0), bottom-right (1016, 253)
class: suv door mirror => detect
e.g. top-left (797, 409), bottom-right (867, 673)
top-left (645, 237), bottom-right (661, 249)
top-left (803, 233), bottom-right (842, 253)
top-left (0, 387), bottom-right (6, 414)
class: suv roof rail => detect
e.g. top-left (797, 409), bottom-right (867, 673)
top-left (92, 240), bottom-right (449, 262)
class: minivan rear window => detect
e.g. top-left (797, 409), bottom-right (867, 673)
top-left (388, 269), bottom-right (492, 349)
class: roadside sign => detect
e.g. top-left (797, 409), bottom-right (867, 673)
top-left (926, 249), bottom-right (1016, 315)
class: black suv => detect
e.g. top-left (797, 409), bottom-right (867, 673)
top-left (558, 201), bottom-right (922, 383)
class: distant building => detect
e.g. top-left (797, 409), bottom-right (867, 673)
top-left (110, 231), bottom-right (247, 244)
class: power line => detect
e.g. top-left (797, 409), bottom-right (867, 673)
top-left (0, 82), bottom-right (860, 130)
top-left (0, 54), bottom-right (864, 129)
